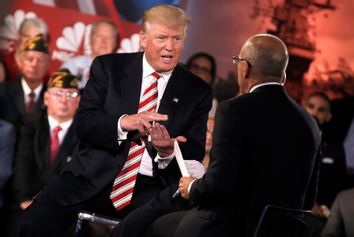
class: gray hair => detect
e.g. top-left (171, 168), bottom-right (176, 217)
top-left (90, 19), bottom-right (118, 38)
top-left (19, 17), bottom-right (48, 36)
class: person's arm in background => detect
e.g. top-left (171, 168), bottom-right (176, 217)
top-left (0, 120), bottom-right (15, 207)
top-left (321, 192), bottom-right (344, 237)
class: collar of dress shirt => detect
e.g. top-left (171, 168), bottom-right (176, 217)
top-left (21, 77), bottom-right (43, 99)
top-left (142, 53), bottom-right (173, 82)
top-left (249, 82), bottom-right (283, 93)
top-left (47, 115), bottom-right (72, 132)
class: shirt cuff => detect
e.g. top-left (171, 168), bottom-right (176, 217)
top-left (117, 114), bottom-right (128, 145)
top-left (154, 151), bottom-right (175, 169)
top-left (188, 179), bottom-right (197, 193)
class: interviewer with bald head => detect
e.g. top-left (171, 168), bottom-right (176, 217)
top-left (150, 34), bottom-right (321, 237)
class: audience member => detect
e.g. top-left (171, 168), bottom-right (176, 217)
top-left (0, 119), bottom-right (16, 209)
top-left (2, 69), bottom-right (80, 237)
top-left (321, 188), bottom-right (354, 237)
top-left (16, 5), bottom-right (212, 237)
top-left (147, 33), bottom-right (321, 237)
top-left (60, 19), bottom-right (118, 89)
top-left (186, 52), bottom-right (218, 117)
top-left (2, 18), bottom-right (48, 81)
top-left (0, 34), bottom-right (50, 128)
top-left (304, 92), bottom-right (348, 217)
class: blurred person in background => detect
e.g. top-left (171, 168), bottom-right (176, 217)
top-left (2, 69), bottom-right (80, 237)
top-left (2, 18), bottom-right (48, 81)
top-left (304, 92), bottom-right (349, 218)
top-left (0, 34), bottom-right (50, 128)
top-left (186, 52), bottom-right (218, 118)
top-left (60, 19), bottom-right (118, 89)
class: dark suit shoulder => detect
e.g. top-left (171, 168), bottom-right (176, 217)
top-left (94, 52), bottom-right (143, 69)
top-left (174, 64), bottom-right (212, 93)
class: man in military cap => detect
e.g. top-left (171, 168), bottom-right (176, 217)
top-left (2, 69), bottom-right (81, 236)
top-left (0, 34), bottom-right (50, 127)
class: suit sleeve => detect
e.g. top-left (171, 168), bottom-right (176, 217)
top-left (0, 121), bottom-right (15, 190)
top-left (74, 56), bottom-right (120, 150)
top-left (189, 101), bottom-right (244, 202)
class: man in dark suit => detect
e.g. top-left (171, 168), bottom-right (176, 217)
top-left (17, 5), bottom-right (212, 237)
top-left (12, 69), bottom-right (81, 210)
top-left (0, 34), bottom-right (49, 128)
top-left (2, 70), bottom-right (80, 237)
top-left (148, 34), bottom-right (321, 237)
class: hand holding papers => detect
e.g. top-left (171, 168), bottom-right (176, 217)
top-left (172, 140), bottom-right (206, 199)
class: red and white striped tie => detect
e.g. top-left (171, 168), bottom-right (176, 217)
top-left (110, 72), bottom-right (160, 211)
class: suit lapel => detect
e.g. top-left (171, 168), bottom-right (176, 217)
top-left (158, 65), bottom-right (186, 127)
top-left (35, 85), bottom-right (46, 112)
top-left (119, 53), bottom-right (143, 115)
top-left (36, 114), bottom-right (50, 170)
top-left (11, 80), bottom-right (26, 114)
top-left (54, 124), bottom-right (78, 168)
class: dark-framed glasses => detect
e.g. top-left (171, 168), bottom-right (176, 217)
top-left (49, 90), bottom-right (79, 100)
top-left (232, 56), bottom-right (252, 67)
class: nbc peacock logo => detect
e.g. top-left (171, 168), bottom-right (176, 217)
top-left (0, 10), bottom-right (37, 52)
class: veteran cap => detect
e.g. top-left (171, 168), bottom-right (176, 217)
top-left (47, 68), bottom-right (79, 89)
top-left (23, 34), bottom-right (49, 54)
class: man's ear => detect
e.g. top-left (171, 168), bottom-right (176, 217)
top-left (281, 72), bottom-right (287, 85)
top-left (242, 63), bottom-right (250, 79)
top-left (139, 31), bottom-right (146, 50)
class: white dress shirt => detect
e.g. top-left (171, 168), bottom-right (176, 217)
top-left (117, 53), bottom-right (175, 177)
top-left (21, 78), bottom-right (43, 105)
top-left (48, 115), bottom-right (73, 145)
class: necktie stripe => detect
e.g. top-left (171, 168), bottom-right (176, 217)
top-left (112, 193), bottom-right (133, 208)
top-left (139, 90), bottom-right (158, 106)
top-left (138, 97), bottom-right (158, 111)
top-left (110, 179), bottom-right (136, 198)
top-left (126, 146), bottom-right (145, 159)
top-left (111, 72), bottom-right (160, 211)
top-left (142, 81), bottom-right (158, 95)
top-left (112, 168), bottom-right (139, 186)
top-left (122, 152), bottom-right (144, 169)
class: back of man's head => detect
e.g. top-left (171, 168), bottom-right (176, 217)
top-left (241, 34), bottom-right (288, 82)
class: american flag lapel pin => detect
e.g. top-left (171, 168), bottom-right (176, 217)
top-left (173, 97), bottom-right (179, 103)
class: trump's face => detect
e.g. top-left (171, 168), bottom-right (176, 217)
top-left (139, 22), bottom-right (185, 72)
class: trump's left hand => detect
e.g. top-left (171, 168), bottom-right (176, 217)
top-left (150, 123), bottom-right (186, 157)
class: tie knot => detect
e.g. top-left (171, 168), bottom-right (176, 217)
top-left (28, 91), bottom-right (35, 99)
top-left (52, 125), bottom-right (62, 134)
top-left (151, 72), bottom-right (160, 80)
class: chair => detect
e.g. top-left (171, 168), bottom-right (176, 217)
top-left (252, 204), bottom-right (319, 237)
top-left (72, 211), bottom-right (120, 237)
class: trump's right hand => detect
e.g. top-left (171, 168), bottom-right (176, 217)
top-left (120, 111), bottom-right (168, 133)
